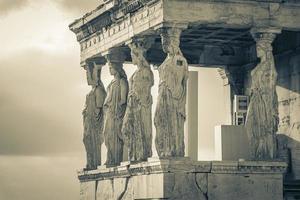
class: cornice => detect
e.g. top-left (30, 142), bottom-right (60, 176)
top-left (69, 0), bottom-right (159, 42)
top-left (77, 159), bottom-right (287, 182)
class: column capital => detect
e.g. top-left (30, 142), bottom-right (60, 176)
top-left (84, 59), bottom-right (105, 86)
top-left (217, 66), bottom-right (245, 95)
top-left (217, 67), bottom-right (230, 86)
top-left (250, 27), bottom-right (282, 34)
top-left (159, 27), bottom-right (184, 55)
top-left (128, 36), bottom-right (154, 66)
top-left (250, 27), bottom-right (281, 43)
top-left (154, 22), bottom-right (188, 31)
top-left (81, 56), bottom-right (106, 68)
top-left (127, 36), bottom-right (154, 51)
top-left (104, 47), bottom-right (127, 64)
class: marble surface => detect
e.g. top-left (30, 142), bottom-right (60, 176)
top-left (78, 159), bottom-right (287, 200)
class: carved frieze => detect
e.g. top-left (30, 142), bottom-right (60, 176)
top-left (77, 1), bottom-right (163, 62)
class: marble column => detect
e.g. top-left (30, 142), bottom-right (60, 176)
top-left (122, 38), bottom-right (154, 162)
top-left (82, 60), bottom-right (106, 170)
top-left (217, 67), bottom-right (234, 125)
top-left (154, 27), bottom-right (189, 158)
top-left (103, 49), bottom-right (129, 166)
top-left (245, 27), bottom-right (281, 160)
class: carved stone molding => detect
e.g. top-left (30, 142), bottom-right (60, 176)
top-left (217, 67), bottom-right (230, 86)
top-left (78, 159), bottom-right (286, 200)
top-left (77, 159), bottom-right (287, 182)
top-left (76, 1), bottom-right (163, 62)
top-left (105, 47), bottom-right (127, 64)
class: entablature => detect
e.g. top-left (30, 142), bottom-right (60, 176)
top-left (69, 0), bottom-right (300, 65)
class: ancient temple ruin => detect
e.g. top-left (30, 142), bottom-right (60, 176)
top-left (69, 0), bottom-right (300, 199)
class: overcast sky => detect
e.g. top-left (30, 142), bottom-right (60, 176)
top-left (0, 1), bottom-right (100, 199)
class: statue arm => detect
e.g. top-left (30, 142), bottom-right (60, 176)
top-left (181, 68), bottom-right (189, 102)
top-left (144, 69), bottom-right (154, 86)
top-left (82, 95), bottom-right (88, 117)
top-left (140, 70), bottom-right (154, 105)
top-left (120, 79), bottom-right (128, 106)
top-left (178, 66), bottom-right (189, 118)
top-left (95, 88), bottom-right (106, 109)
top-left (85, 65), bottom-right (93, 85)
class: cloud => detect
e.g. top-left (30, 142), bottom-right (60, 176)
top-left (0, 0), bottom-right (100, 17)
top-left (0, 2), bottom-right (100, 199)
top-left (0, 0), bottom-right (29, 16)
top-left (53, 0), bottom-right (100, 14)
top-left (0, 155), bottom-right (84, 200)
top-left (0, 48), bottom-right (87, 156)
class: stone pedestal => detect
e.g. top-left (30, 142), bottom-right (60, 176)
top-left (215, 125), bottom-right (251, 161)
top-left (78, 158), bottom-right (286, 200)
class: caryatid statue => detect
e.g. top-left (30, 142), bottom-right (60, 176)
top-left (154, 27), bottom-right (189, 158)
top-left (122, 38), bottom-right (154, 161)
top-left (82, 61), bottom-right (106, 170)
top-left (103, 50), bottom-right (129, 166)
top-left (246, 29), bottom-right (280, 160)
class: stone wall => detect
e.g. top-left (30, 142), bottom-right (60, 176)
top-left (79, 159), bottom-right (286, 200)
top-left (276, 52), bottom-right (300, 180)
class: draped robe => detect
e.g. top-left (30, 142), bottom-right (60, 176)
top-left (103, 78), bottom-right (128, 166)
top-left (154, 54), bottom-right (188, 158)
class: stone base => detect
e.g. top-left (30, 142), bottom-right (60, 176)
top-left (78, 158), bottom-right (287, 200)
top-left (214, 125), bottom-right (251, 161)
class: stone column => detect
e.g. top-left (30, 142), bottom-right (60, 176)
top-left (82, 59), bottom-right (106, 170)
top-left (245, 27), bottom-right (281, 160)
top-left (102, 48), bottom-right (129, 166)
top-left (122, 37), bottom-right (154, 162)
top-left (217, 67), bottom-right (234, 125)
top-left (154, 27), bottom-right (189, 158)
top-left (185, 70), bottom-right (198, 160)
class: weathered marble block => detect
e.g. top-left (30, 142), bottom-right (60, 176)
top-left (80, 181), bottom-right (96, 200)
top-left (78, 158), bottom-right (286, 200)
top-left (215, 125), bottom-right (251, 161)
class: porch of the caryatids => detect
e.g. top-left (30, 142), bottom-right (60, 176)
top-left (154, 26), bottom-right (189, 158)
top-left (122, 37), bottom-right (155, 162)
top-left (82, 60), bottom-right (106, 170)
top-left (103, 48), bottom-right (129, 167)
top-left (245, 27), bottom-right (281, 160)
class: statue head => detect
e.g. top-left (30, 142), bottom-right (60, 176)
top-left (105, 48), bottom-right (127, 79)
top-left (85, 61), bottom-right (104, 86)
top-left (254, 33), bottom-right (277, 84)
top-left (129, 38), bottom-right (152, 68)
top-left (161, 28), bottom-right (182, 56)
top-left (254, 33), bottom-right (275, 61)
top-left (108, 61), bottom-right (127, 80)
top-left (92, 62), bottom-right (103, 86)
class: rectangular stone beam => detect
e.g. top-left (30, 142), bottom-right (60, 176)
top-left (163, 0), bottom-right (269, 28)
top-left (163, 0), bottom-right (300, 30)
